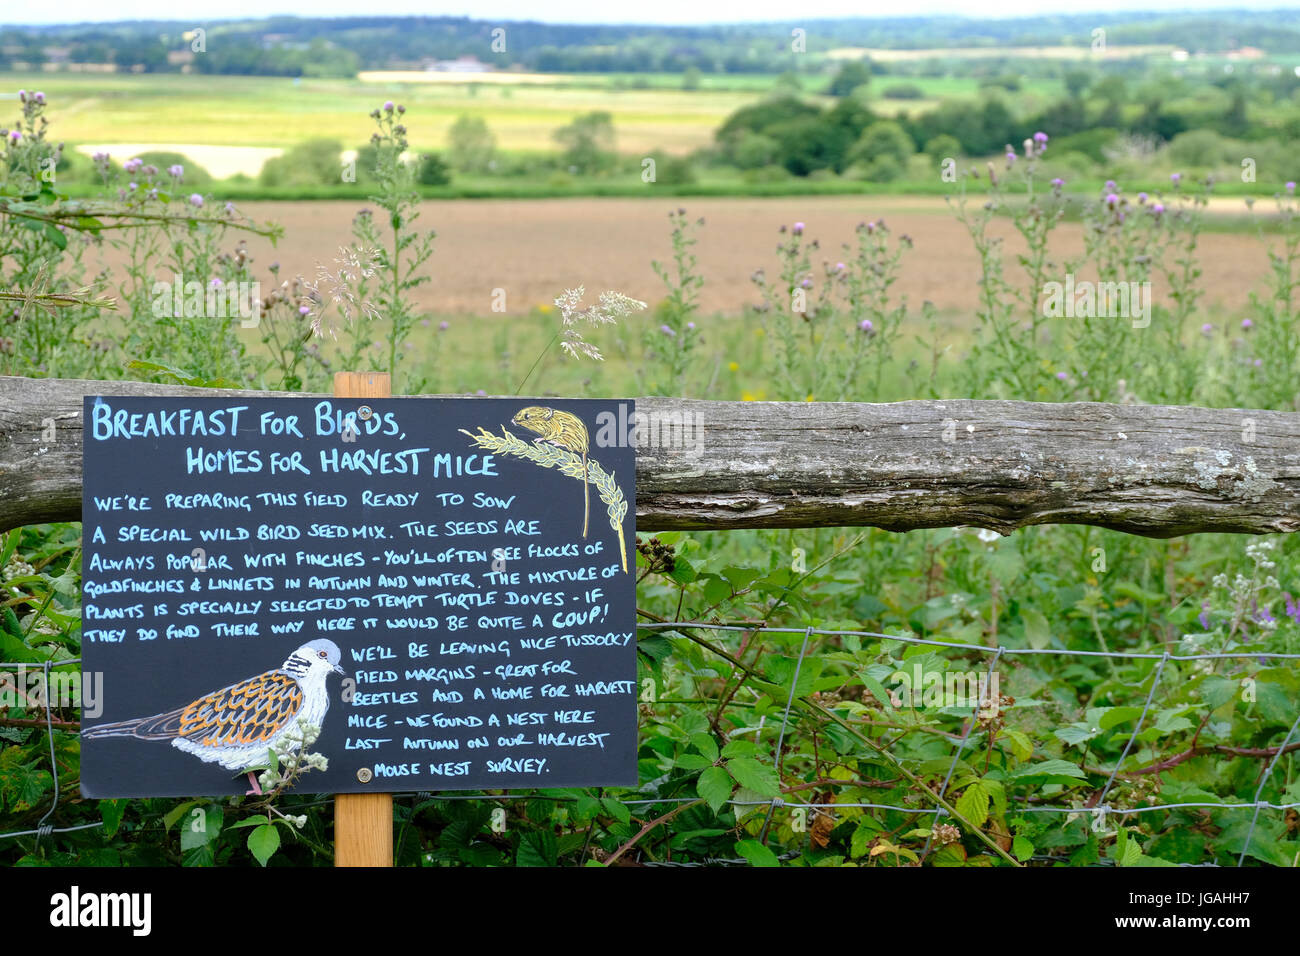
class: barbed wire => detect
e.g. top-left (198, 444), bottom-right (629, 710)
top-left (2, 616), bottom-right (1297, 866)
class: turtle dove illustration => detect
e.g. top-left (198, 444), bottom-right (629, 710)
top-left (83, 639), bottom-right (347, 794)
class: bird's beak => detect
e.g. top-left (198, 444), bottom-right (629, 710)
top-left (333, 664), bottom-right (346, 676)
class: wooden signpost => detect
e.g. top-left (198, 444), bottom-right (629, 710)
top-left (78, 372), bottom-right (638, 867)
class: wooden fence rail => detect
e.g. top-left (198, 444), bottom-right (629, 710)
top-left (2, 375), bottom-right (1298, 537)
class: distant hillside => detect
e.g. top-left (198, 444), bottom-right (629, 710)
top-left (2, 11), bottom-right (1299, 76)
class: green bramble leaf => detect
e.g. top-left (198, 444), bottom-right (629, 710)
top-left (956, 780), bottom-right (990, 827)
top-left (726, 756), bottom-right (781, 798)
top-left (735, 838), bottom-right (781, 867)
top-left (696, 765), bottom-right (733, 813)
top-left (247, 823), bottom-right (280, 867)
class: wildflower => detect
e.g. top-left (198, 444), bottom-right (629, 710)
top-left (8, 130), bottom-right (19, 144)
top-left (1104, 180), bottom-right (1117, 192)
top-left (1050, 177), bottom-right (1064, 189)
top-left (858, 319), bottom-right (873, 333)
top-left (167, 164), bottom-right (184, 179)
top-left (1198, 602), bottom-right (1211, 630)
top-left (1137, 192), bottom-right (1148, 204)
top-left (33, 91), bottom-right (44, 105)
top-left (1241, 318), bottom-right (1253, 330)
top-left (1005, 150), bottom-right (1016, 165)
top-left (659, 324), bottom-right (675, 336)
top-left (210, 278), bottom-right (222, 289)
top-left (792, 222), bottom-right (804, 235)
top-left (835, 262), bottom-right (845, 271)
top-left (1284, 593), bottom-right (1300, 624)
top-left (475, 389), bottom-right (486, 396)
top-left (1170, 172), bottom-right (1182, 184)
top-left (1201, 323), bottom-right (1213, 335)
top-left (299, 305), bottom-right (311, 315)
top-left (1055, 371), bottom-right (1068, 380)
top-left (396, 104), bottom-right (405, 114)
top-left (1105, 193), bottom-right (1119, 206)
top-left (189, 194), bottom-right (203, 207)
top-left (800, 277), bottom-right (812, 289)
top-left (1253, 358), bottom-right (1262, 367)
top-left (1152, 203), bottom-right (1165, 214)
top-left (16, 89), bottom-right (25, 102)
top-left (728, 361), bottom-right (739, 372)
top-left (438, 321), bottom-right (449, 331)
top-left (1033, 131), bottom-right (1048, 146)
top-left (124, 157), bottom-right (142, 174)
top-left (977, 528), bottom-right (1000, 543)
top-left (1287, 182), bottom-right (1296, 194)
top-left (686, 321), bottom-right (696, 330)
top-left (383, 101), bottom-right (394, 112)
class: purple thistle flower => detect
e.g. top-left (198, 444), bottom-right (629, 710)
top-left (1104, 180), bottom-right (1117, 192)
top-left (124, 157), bottom-right (142, 174)
top-left (1005, 150), bottom-right (1017, 163)
top-left (659, 324), bottom-right (675, 337)
top-left (858, 319), bottom-right (873, 333)
top-left (1288, 182), bottom-right (1296, 194)
top-left (1033, 131), bottom-right (1048, 144)
top-left (188, 193), bottom-right (203, 208)
top-left (1137, 192), bottom-right (1148, 203)
top-left (1241, 318), bottom-right (1253, 330)
top-left (1105, 193), bottom-right (1119, 206)
top-left (1051, 177), bottom-right (1065, 188)
top-left (8, 130), bottom-right (20, 144)
top-left (299, 305), bottom-right (310, 315)
top-left (167, 164), bottom-right (184, 179)
top-left (1055, 371), bottom-right (1068, 380)
top-left (1201, 323), bottom-right (1213, 335)
top-left (33, 91), bottom-right (44, 105)
top-left (1171, 172), bottom-right (1182, 184)
top-left (209, 278), bottom-right (222, 288)
top-left (383, 101), bottom-right (394, 112)
top-left (438, 321), bottom-right (449, 331)
top-left (1284, 593), bottom-right (1300, 624)
top-left (792, 222), bottom-right (805, 235)
top-left (1152, 203), bottom-right (1165, 214)
top-left (800, 278), bottom-right (812, 289)
top-left (686, 321), bottom-right (696, 330)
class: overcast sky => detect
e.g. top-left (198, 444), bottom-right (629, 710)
top-left (3, 1), bottom-right (1294, 27)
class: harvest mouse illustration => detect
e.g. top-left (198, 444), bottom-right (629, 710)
top-left (512, 405), bottom-right (591, 538)
top-left (83, 638), bottom-right (346, 794)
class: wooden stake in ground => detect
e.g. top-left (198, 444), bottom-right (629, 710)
top-left (332, 371), bottom-right (394, 868)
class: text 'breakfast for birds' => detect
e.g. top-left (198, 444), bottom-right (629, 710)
top-left (79, 396), bottom-right (637, 798)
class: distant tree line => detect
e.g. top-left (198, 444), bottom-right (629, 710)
top-left (2, 11), bottom-right (1299, 76)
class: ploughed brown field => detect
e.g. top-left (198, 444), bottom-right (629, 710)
top-left (94, 196), bottom-right (1275, 318)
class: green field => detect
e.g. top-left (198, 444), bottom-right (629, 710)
top-left (2, 70), bottom-right (1057, 155)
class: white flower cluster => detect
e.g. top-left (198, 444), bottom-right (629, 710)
top-left (553, 286), bottom-right (647, 361)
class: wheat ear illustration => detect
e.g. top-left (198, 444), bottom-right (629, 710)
top-left (459, 426), bottom-right (628, 573)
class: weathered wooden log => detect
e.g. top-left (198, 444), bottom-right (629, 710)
top-left (1, 375), bottom-right (1297, 536)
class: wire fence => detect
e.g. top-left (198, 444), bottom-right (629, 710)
top-left (3, 618), bottom-right (1299, 867)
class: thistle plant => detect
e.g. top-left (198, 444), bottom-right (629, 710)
top-left (643, 208), bottom-right (705, 395)
top-left (350, 102), bottom-right (436, 389)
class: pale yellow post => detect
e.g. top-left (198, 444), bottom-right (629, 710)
top-left (332, 371), bottom-right (394, 868)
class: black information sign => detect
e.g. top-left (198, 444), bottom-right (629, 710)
top-left (80, 396), bottom-right (637, 798)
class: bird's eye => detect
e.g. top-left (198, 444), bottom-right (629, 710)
top-left (318, 650), bottom-right (327, 658)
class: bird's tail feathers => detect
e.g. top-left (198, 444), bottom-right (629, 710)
top-left (83, 708), bottom-right (186, 740)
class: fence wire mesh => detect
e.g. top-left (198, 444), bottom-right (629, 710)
top-left (3, 617), bottom-right (1298, 866)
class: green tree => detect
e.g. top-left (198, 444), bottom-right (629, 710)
top-left (258, 139), bottom-right (346, 187)
top-left (553, 111), bottom-right (616, 175)
top-left (447, 115), bottom-right (496, 174)
top-left (848, 120), bottom-right (915, 181)
top-left (827, 60), bottom-right (872, 97)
